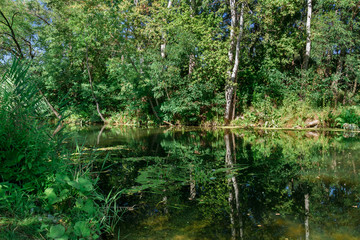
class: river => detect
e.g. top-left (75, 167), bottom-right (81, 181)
top-left (68, 126), bottom-right (360, 240)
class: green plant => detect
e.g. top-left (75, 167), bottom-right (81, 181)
top-left (0, 59), bottom-right (124, 239)
top-left (0, 59), bottom-right (53, 190)
top-left (335, 107), bottom-right (360, 128)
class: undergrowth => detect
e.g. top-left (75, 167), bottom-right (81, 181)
top-left (0, 59), bottom-right (123, 239)
top-left (232, 94), bottom-right (360, 129)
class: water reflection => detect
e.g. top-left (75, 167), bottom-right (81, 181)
top-left (68, 126), bottom-right (360, 239)
top-left (225, 131), bottom-right (243, 240)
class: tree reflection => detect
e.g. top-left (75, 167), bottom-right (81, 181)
top-left (225, 131), bottom-right (243, 239)
top-left (73, 127), bottom-right (360, 239)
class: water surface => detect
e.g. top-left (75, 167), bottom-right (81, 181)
top-left (69, 126), bottom-right (360, 240)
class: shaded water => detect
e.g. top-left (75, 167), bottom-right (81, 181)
top-left (69, 126), bottom-right (360, 240)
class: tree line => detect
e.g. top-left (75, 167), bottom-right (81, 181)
top-left (1, 0), bottom-right (359, 125)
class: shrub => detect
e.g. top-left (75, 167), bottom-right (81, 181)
top-left (0, 59), bottom-right (121, 239)
top-left (335, 107), bottom-right (360, 128)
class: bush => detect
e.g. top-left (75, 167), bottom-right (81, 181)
top-left (0, 59), bottom-right (53, 191)
top-left (335, 106), bottom-right (360, 128)
top-left (0, 60), bottom-right (121, 239)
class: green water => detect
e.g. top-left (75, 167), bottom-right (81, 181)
top-left (70, 126), bottom-right (360, 240)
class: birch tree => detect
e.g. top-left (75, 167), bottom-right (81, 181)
top-left (225, 1), bottom-right (245, 125)
top-left (303, 0), bottom-right (312, 70)
top-left (160, 0), bottom-right (173, 58)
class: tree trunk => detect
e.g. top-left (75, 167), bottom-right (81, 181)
top-left (86, 48), bottom-right (106, 123)
top-left (38, 89), bottom-right (62, 120)
top-left (189, 167), bottom-right (196, 200)
top-left (303, 0), bottom-right (312, 70)
top-left (188, 1), bottom-right (196, 76)
top-left (149, 97), bottom-right (161, 121)
top-left (225, 131), bottom-right (243, 239)
top-left (332, 46), bottom-right (346, 106)
top-left (188, 54), bottom-right (195, 76)
top-left (305, 192), bottom-right (310, 240)
top-left (52, 122), bottom-right (63, 136)
top-left (160, 0), bottom-right (172, 58)
top-left (97, 125), bottom-right (106, 145)
top-left (351, 78), bottom-right (357, 97)
top-left (225, 1), bottom-right (244, 125)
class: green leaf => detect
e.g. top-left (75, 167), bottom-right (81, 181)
top-left (68, 177), bottom-right (94, 192)
top-left (48, 225), bottom-right (65, 239)
top-left (74, 221), bottom-right (91, 238)
top-left (78, 177), bottom-right (94, 192)
top-left (44, 188), bottom-right (58, 204)
top-left (55, 236), bottom-right (68, 240)
top-left (83, 199), bottom-right (95, 214)
top-left (55, 174), bottom-right (71, 184)
top-left (59, 189), bottom-right (70, 201)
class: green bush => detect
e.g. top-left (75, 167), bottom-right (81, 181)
top-left (0, 60), bottom-right (121, 239)
top-left (335, 107), bottom-right (360, 128)
top-left (0, 59), bottom-right (53, 191)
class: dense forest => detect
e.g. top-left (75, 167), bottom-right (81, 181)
top-left (1, 0), bottom-right (359, 126)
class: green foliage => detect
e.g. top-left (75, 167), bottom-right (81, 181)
top-left (0, 59), bottom-right (52, 191)
top-left (41, 170), bottom-right (103, 239)
top-left (335, 107), bottom-right (360, 128)
top-left (0, 0), bottom-right (359, 125)
top-left (0, 60), bottom-right (123, 239)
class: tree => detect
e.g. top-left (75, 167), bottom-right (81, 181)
top-left (225, 0), bottom-right (245, 125)
top-left (303, 0), bottom-right (312, 70)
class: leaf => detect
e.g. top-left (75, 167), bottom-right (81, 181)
top-left (83, 199), bottom-right (96, 214)
top-left (55, 237), bottom-right (68, 240)
top-left (74, 221), bottom-right (91, 238)
top-left (68, 177), bottom-right (94, 192)
top-left (55, 174), bottom-right (71, 184)
top-left (44, 188), bottom-right (58, 204)
top-left (58, 189), bottom-right (70, 201)
top-left (48, 225), bottom-right (65, 239)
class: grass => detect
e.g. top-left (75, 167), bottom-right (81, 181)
top-left (0, 217), bottom-right (45, 240)
top-left (232, 98), bottom-right (360, 130)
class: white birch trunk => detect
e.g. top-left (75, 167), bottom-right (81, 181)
top-left (303, 0), bottom-right (312, 70)
top-left (305, 193), bottom-right (310, 240)
top-left (187, 0), bottom-right (196, 75)
top-left (225, 2), bottom-right (244, 125)
top-left (227, 0), bottom-right (236, 65)
top-left (160, 0), bottom-right (172, 58)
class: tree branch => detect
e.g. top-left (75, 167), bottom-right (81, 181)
top-left (20, 36), bottom-right (34, 58)
top-left (86, 47), bottom-right (106, 123)
top-left (34, 14), bottom-right (51, 25)
top-left (10, 12), bottom-right (20, 28)
top-left (0, 9), bottom-right (24, 58)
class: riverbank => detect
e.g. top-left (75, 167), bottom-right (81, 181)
top-left (62, 104), bottom-right (360, 131)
